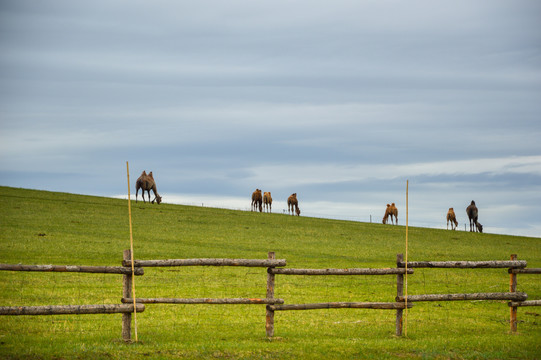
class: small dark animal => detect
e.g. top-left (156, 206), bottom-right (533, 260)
top-left (288, 193), bottom-right (300, 216)
top-left (135, 171), bottom-right (162, 204)
top-left (447, 208), bottom-right (458, 230)
top-left (251, 189), bottom-right (262, 212)
top-left (466, 200), bottom-right (483, 233)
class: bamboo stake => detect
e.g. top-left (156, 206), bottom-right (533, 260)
top-left (126, 162), bottom-right (138, 342)
top-left (405, 180), bottom-right (409, 337)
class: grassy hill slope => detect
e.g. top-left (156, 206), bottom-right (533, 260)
top-left (1, 186), bottom-right (540, 359)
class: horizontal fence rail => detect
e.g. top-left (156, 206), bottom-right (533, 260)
top-left (269, 268), bottom-right (414, 275)
top-left (397, 292), bottom-right (528, 302)
top-left (268, 302), bottom-right (413, 311)
top-left (397, 260), bottom-right (527, 269)
top-left (122, 297), bottom-right (284, 305)
top-left (123, 258), bottom-right (286, 268)
top-left (0, 263), bottom-right (144, 275)
top-left (0, 304), bottom-right (145, 316)
top-left (509, 268), bottom-right (541, 274)
top-left (509, 300), bottom-right (541, 307)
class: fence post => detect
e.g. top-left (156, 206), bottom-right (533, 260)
top-left (266, 252), bottom-right (276, 338)
top-left (396, 254), bottom-right (404, 336)
top-left (122, 249), bottom-right (132, 342)
top-left (510, 254), bottom-right (518, 333)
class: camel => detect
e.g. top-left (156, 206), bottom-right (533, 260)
top-left (135, 170), bottom-right (162, 204)
top-left (446, 207), bottom-right (458, 230)
top-left (390, 203), bottom-right (398, 225)
top-left (251, 189), bottom-right (262, 212)
top-left (382, 203), bottom-right (398, 225)
top-left (466, 200), bottom-right (483, 233)
top-left (382, 204), bottom-right (391, 224)
top-left (288, 193), bottom-right (300, 216)
top-left (263, 192), bottom-right (272, 213)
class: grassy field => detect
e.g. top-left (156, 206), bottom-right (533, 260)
top-left (0, 185), bottom-right (540, 359)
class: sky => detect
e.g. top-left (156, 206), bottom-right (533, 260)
top-left (1, 1), bottom-right (540, 237)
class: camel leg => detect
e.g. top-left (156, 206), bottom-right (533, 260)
top-left (145, 190), bottom-right (151, 203)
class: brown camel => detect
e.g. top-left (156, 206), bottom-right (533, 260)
top-left (288, 193), bottom-right (300, 216)
top-left (466, 200), bottom-right (483, 233)
top-left (382, 204), bottom-right (391, 224)
top-left (135, 170), bottom-right (162, 204)
top-left (263, 192), bottom-right (272, 213)
top-left (251, 189), bottom-right (262, 212)
top-left (382, 203), bottom-right (398, 225)
top-left (390, 203), bottom-right (398, 225)
top-left (446, 207), bottom-right (458, 230)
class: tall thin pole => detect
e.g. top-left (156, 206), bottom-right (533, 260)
top-left (126, 161), bottom-right (138, 342)
top-left (405, 180), bottom-right (409, 337)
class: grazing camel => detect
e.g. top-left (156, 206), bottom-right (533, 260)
top-left (263, 192), bottom-right (272, 213)
top-left (446, 207), bottom-right (458, 230)
top-left (390, 203), bottom-right (398, 225)
top-left (251, 189), bottom-right (262, 212)
top-left (382, 204), bottom-right (391, 224)
top-left (288, 193), bottom-right (300, 216)
top-left (466, 200), bottom-right (483, 233)
top-left (135, 170), bottom-right (162, 204)
top-left (382, 203), bottom-right (398, 225)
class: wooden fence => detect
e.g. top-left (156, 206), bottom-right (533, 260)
top-left (1, 251), bottom-right (539, 341)
top-left (266, 255), bottom-right (414, 337)
top-left (0, 257), bottom-right (145, 342)
top-left (508, 253), bottom-right (541, 332)
top-left (396, 253), bottom-right (540, 333)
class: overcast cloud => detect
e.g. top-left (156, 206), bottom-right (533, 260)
top-left (1, 1), bottom-right (540, 237)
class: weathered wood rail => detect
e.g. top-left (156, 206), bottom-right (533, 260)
top-left (396, 292), bottom-right (527, 302)
top-left (397, 260), bottom-right (527, 269)
top-left (0, 304), bottom-right (145, 316)
top-left (269, 268), bottom-right (413, 275)
top-left (122, 297), bottom-right (284, 305)
top-left (123, 258), bottom-right (286, 268)
top-left (0, 263), bottom-right (144, 275)
top-left (268, 302), bottom-right (413, 311)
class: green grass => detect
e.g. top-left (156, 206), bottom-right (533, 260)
top-left (0, 185), bottom-right (540, 359)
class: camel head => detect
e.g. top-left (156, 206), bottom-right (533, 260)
top-left (296, 207), bottom-right (301, 216)
top-left (152, 195), bottom-right (162, 205)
